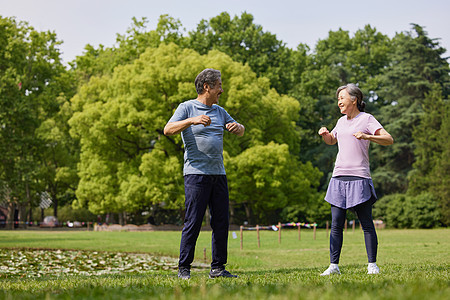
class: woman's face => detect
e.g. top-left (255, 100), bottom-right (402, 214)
top-left (337, 89), bottom-right (356, 115)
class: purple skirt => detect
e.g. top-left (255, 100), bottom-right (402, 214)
top-left (324, 177), bottom-right (377, 209)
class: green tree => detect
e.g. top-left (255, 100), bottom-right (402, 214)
top-left (409, 84), bottom-right (450, 225)
top-left (71, 15), bottom-right (186, 82)
top-left (187, 12), bottom-right (297, 94)
top-left (226, 142), bottom-right (322, 224)
top-left (290, 26), bottom-right (392, 188)
top-left (0, 16), bottom-right (69, 226)
top-left (69, 43), bottom-right (318, 223)
top-left (371, 24), bottom-right (450, 196)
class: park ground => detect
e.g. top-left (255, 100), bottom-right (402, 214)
top-left (0, 228), bottom-right (449, 299)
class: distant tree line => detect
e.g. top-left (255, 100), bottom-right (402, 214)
top-left (0, 13), bottom-right (448, 228)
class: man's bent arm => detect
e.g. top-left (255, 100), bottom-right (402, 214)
top-left (164, 115), bottom-right (211, 136)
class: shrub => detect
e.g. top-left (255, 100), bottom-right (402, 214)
top-left (373, 192), bottom-right (440, 228)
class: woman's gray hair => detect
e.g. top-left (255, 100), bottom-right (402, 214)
top-left (195, 68), bottom-right (221, 95)
top-left (336, 83), bottom-right (365, 112)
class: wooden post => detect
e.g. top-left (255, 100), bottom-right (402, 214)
top-left (87, 222), bottom-right (90, 231)
top-left (298, 224), bottom-right (301, 241)
top-left (256, 225), bottom-right (260, 248)
top-left (278, 222), bottom-right (281, 244)
top-left (352, 220), bottom-right (355, 232)
top-left (313, 223), bottom-right (317, 240)
top-left (326, 221), bottom-right (329, 238)
top-left (240, 225), bottom-right (243, 250)
top-left (344, 219), bottom-right (347, 233)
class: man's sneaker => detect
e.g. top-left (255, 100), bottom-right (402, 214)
top-left (367, 263), bottom-right (380, 274)
top-left (320, 264), bottom-right (341, 276)
top-left (209, 267), bottom-right (238, 278)
top-left (178, 267), bottom-right (191, 279)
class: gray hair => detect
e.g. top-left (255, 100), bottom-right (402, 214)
top-left (336, 83), bottom-right (365, 112)
top-left (195, 69), bottom-right (221, 95)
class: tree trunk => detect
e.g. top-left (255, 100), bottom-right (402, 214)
top-left (243, 203), bottom-right (254, 225)
top-left (119, 212), bottom-right (124, 225)
top-left (52, 191), bottom-right (58, 218)
top-left (6, 201), bottom-right (15, 230)
top-left (18, 204), bottom-right (27, 229)
top-left (229, 203), bottom-right (235, 225)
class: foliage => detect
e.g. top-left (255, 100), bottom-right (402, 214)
top-left (2, 13), bottom-right (449, 227)
top-left (409, 84), bottom-right (450, 225)
top-left (187, 12), bottom-right (298, 95)
top-left (373, 193), bottom-right (441, 228)
top-left (70, 15), bottom-right (186, 82)
top-left (0, 16), bottom-right (74, 221)
top-left (227, 142), bottom-right (322, 224)
top-left (69, 43), bottom-right (317, 221)
top-left (371, 24), bottom-right (450, 196)
top-left (0, 248), bottom-right (178, 277)
top-left (33, 205), bottom-right (98, 223)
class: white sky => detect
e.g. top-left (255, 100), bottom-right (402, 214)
top-left (1, 0), bottom-right (449, 65)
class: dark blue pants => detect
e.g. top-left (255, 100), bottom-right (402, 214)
top-left (330, 200), bottom-right (378, 264)
top-left (179, 175), bottom-right (229, 269)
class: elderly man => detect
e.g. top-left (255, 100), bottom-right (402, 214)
top-left (164, 68), bottom-right (245, 279)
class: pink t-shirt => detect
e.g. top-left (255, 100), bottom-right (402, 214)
top-left (331, 112), bottom-right (383, 178)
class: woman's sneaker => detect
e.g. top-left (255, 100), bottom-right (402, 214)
top-left (320, 264), bottom-right (341, 276)
top-left (209, 267), bottom-right (238, 278)
top-left (367, 263), bottom-right (380, 274)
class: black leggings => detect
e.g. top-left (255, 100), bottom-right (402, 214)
top-left (330, 200), bottom-right (378, 264)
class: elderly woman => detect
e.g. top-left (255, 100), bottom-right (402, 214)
top-left (318, 84), bottom-right (393, 275)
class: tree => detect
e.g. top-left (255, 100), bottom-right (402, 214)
top-left (0, 16), bottom-right (69, 226)
top-left (371, 24), bottom-right (450, 196)
top-left (409, 84), bottom-right (450, 225)
top-left (226, 142), bottom-right (322, 224)
top-left (187, 12), bottom-right (297, 94)
top-left (69, 43), bottom-right (319, 224)
top-left (71, 15), bottom-right (186, 82)
top-left (290, 26), bottom-right (392, 188)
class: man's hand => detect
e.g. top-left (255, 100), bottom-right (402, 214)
top-left (226, 122), bottom-right (245, 136)
top-left (192, 115), bottom-right (211, 127)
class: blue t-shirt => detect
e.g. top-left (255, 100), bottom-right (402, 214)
top-left (168, 100), bottom-right (236, 175)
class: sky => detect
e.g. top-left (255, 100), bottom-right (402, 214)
top-left (1, 0), bottom-right (449, 65)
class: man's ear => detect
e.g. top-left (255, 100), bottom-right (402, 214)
top-left (203, 83), bottom-right (209, 92)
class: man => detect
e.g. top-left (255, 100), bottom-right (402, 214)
top-left (164, 68), bottom-right (245, 279)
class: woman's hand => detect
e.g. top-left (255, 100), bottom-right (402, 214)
top-left (353, 131), bottom-right (369, 140)
top-left (353, 129), bottom-right (394, 145)
top-left (319, 127), bottom-right (337, 145)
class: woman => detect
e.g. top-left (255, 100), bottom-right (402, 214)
top-left (318, 83), bottom-right (393, 275)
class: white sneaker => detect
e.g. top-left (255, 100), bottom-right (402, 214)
top-left (320, 264), bottom-right (341, 276)
top-left (367, 263), bottom-right (380, 274)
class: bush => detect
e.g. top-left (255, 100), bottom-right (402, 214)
top-left (373, 192), bottom-right (440, 228)
top-left (33, 205), bottom-right (98, 224)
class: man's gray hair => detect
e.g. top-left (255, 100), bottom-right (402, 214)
top-left (195, 69), bottom-right (221, 95)
top-left (336, 83), bottom-right (365, 112)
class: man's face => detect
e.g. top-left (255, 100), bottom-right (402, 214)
top-left (208, 79), bottom-right (223, 104)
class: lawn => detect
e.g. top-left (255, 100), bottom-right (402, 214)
top-left (0, 228), bottom-right (449, 299)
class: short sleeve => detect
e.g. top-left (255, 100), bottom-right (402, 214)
top-left (367, 114), bottom-right (383, 135)
top-left (168, 103), bottom-right (187, 123)
top-left (224, 110), bottom-right (235, 125)
top-left (331, 119), bottom-right (340, 138)
top-left (220, 107), bottom-right (236, 127)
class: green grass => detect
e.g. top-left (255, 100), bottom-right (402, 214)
top-left (0, 228), bottom-right (449, 299)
